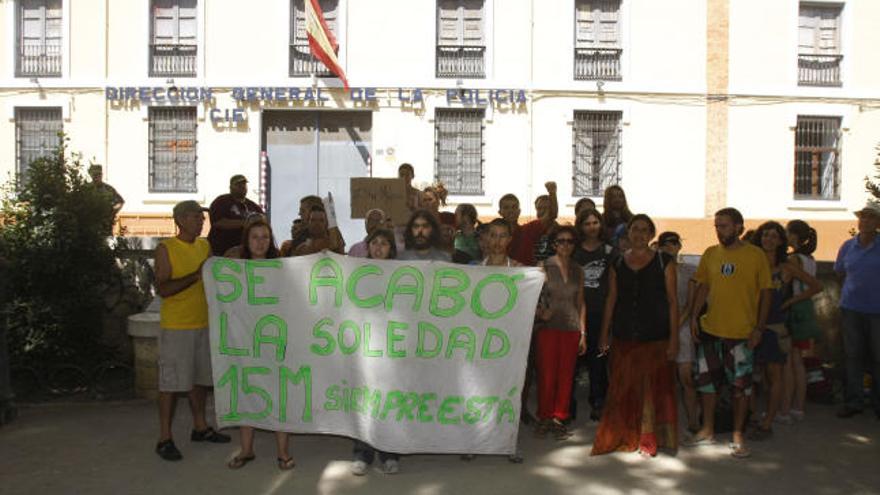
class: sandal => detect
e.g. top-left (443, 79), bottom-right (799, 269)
top-left (552, 419), bottom-right (572, 441)
top-left (227, 454), bottom-right (255, 469)
top-left (534, 420), bottom-right (551, 438)
top-left (684, 435), bottom-right (715, 447)
top-left (277, 456), bottom-right (296, 470)
top-left (729, 442), bottom-right (752, 459)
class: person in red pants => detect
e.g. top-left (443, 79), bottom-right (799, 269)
top-left (534, 225), bottom-right (587, 440)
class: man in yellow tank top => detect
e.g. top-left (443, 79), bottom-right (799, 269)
top-left (154, 201), bottom-right (230, 461)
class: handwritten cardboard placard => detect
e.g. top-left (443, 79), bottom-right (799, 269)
top-left (350, 178), bottom-right (409, 226)
top-left (204, 252), bottom-right (543, 454)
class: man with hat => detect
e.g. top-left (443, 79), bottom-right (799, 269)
top-left (835, 201), bottom-right (880, 419)
top-left (153, 200), bottom-right (230, 461)
top-left (208, 174), bottom-right (264, 256)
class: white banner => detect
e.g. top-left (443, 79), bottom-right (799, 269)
top-left (203, 252), bottom-right (543, 455)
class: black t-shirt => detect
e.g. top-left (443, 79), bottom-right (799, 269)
top-left (573, 243), bottom-right (615, 314)
top-left (207, 194), bottom-right (263, 256)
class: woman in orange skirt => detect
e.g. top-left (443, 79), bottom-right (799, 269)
top-left (592, 214), bottom-right (679, 457)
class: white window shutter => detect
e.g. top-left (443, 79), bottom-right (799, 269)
top-left (21, 0), bottom-right (46, 46)
top-left (597, 0), bottom-right (619, 47)
top-left (321, 0), bottom-right (338, 34)
top-left (575, 1), bottom-right (596, 49)
top-left (45, 0), bottom-right (62, 41)
top-left (177, 0), bottom-right (198, 45)
top-left (152, 0), bottom-right (177, 45)
top-left (462, 0), bottom-right (484, 47)
top-left (817, 11), bottom-right (839, 53)
top-left (438, 0), bottom-right (463, 45)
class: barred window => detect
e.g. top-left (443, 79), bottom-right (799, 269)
top-left (794, 116), bottom-right (840, 200)
top-left (290, 0), bottom-right (339, 77)
top-left (436, 0), bottom-right (485, 79)
top-left (798, 3), bottom-right (842, 87)
top-left (15, 107), bottom-right (62, 184)
top-left (150, 0), bottom-right (197, 77)
top-left (149, 107), bottom-right (198, 193)
top-left (574, 0), bottom-right (622, 81)
top-left (434, 109), bottom-right (484, 195)
top-left (572, 111), bottom-right (622, 197)
top-left (16, 0), bottom-right (62, 77)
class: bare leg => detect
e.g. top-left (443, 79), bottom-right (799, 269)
top-left (678, 363), bottom-right (699, 431)
top-left (732, 392), bottom-right (749, 447)
top-left (275, 432), bottom-right (291, 460)
top-left (158, 392), bottom-right (177, 441)
top-left (695, 392), bottom-right (716, 440)
top-left (780, 353), bottom-right (794, 417)
top-left (189, 386), bottom-right (209, 432)
top-left (238, 427), bottom-right (255, 457)
top-left (760, 363), bottom-right (783, 430)
top-left (792, 347), bottom-right (807, 413)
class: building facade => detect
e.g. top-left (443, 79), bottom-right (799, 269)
top-left (1, 0), bottom-right (878, 259)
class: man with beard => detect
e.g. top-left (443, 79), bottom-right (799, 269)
top-left (207, 174), bottom-right (263, 256)
top-left (688, 207), bottom-right (772, 459)
top-left (398, 210), bottom-right (451, 261)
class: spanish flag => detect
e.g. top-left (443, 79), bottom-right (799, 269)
top-left (306, 0), bottom-right (349, 90)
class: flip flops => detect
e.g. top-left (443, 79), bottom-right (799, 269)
top-left (227, 454), bottom-right (255, 469)
top-left (729, 442), bottom-right (752, 458)
top-left (277, 456), bottom-right (296, 470)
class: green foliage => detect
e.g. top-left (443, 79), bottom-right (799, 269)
top-left (0, 136), bottom-right (120, 368)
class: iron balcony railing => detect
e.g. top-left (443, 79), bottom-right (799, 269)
top-left (16, 40), bottom-right (62, 77)
top-left (150, 44), bottom-right (197, 77)
top-left (436, 45), bottom-right (485, 79)
top-left (798, 53), bottom-right (843, 87)
top-left (574, 47), bottom-right (622, 81)
top-left (289, 43), bottom-right (333, 77)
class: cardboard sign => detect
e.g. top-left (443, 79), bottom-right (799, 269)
top-left (350, 178), bottom-right (409, 226)
top-left (204, 253), bottom-right (543, 455)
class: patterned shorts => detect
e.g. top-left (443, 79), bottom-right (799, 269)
top-left (695, 333), bottom-right (754, 396)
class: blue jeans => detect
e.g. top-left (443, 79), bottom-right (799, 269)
top-left (841, 309), bottom-right (880, 412)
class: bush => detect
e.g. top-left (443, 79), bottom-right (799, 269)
top-left (1, 137), bottom-right (123, 369)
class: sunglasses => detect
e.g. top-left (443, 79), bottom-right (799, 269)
top-left (554, 238), bottom-right (575, 245)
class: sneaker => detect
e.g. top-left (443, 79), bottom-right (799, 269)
top-left (774, 414), bottom-right (793, 425)
top-left (350, 460), bottom-right (369, 476)
top-left (790, 409), bottom-right (805, 421)
top-left (190, 427), bottom-right (231, 443)
top-left (155, 439), bottom-right (182, 461)
top-left (381, 459), bottom-right (399, 475)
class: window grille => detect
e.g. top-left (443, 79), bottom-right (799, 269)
top-left (15, 107), bottom-right (62, 184)
top-left (149, 107), bottom-right (198, 193)
top-left (794, 116), bottom-right (841, 200)
top-left (572, 111), bottom-right (622, 197)
top-left (435, 109), bottom-right (485, 195)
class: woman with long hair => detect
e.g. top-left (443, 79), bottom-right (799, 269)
top-left (784, 220), bottom-right (820, 420)
top-left (592, 214), bottom-right (679, 458)
top-left (350, 228), bottom-right (402, 475)
top-left (602, 185), bottom-right (633, 245)
top-left (534, 225), bottom-right (587, 440)
top-left (227, 220), bottom-right (294, 470)
top-left (748, 221), bottom-right (821, 439)
top-left (572, 208), bottom-right (615, 421)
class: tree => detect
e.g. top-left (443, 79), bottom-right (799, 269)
top-left (867, 144), bottom-right (880, 202)
top-left (0, 137), bottom-right (119, 369)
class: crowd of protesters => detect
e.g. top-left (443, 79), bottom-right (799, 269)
top-left (150, 164), bottom-right (880, 474)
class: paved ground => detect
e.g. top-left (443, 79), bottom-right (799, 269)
top-left (1, 396), bottom-right (879, 495)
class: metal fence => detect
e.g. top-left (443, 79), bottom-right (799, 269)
top-left (16, 39), bottom-right (62, 77)
top-left (14, 107), bottom-right (62, 184)
top-left (149, 44), bottom-right (197, 77)
top-left (289, 43), bottom-right (333, 77)
top-left (436, 45), bottom-right (485, 79)
top-left (798, 54), bottom-right (843, 87)
top-left (794, 116), bottom-right (840, 200)
top-left (574, 47), bottom-right (622, 81)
